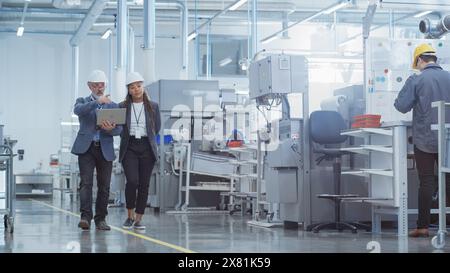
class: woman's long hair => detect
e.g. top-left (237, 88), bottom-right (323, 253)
top-left (123, 87), bottom-right (155, 132)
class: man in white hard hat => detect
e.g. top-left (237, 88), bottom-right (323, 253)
top-left (394, 44), bottom-right (450, 237)
top-left (72, 69), bottom-right (122, 231)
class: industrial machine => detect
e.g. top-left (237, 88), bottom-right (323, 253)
top-left (248, 54), bottom-right (311, 228)
top-left (147, 80), bottom-right (237, 212)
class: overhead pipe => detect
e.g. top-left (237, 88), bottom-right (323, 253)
top-left (282, 11), bottom-right (289, 39)
top-left (69, 0), bottom-right (108, 46)
top-left (0, 7), bottom-right (419, 26)
top-left (53, 0), bottom-right (92, 9)
top-left (153, 1), bottom-right (188, 79)
top-left (102, 0), bottom-right (188, 78)
top-left (128, 25), bottom-right (135, 73)
top-left (260, 0), bottom-right (352, 44)
top-left (72, 46), bottom-right (79, 119)
top-left (251, 0), bottom-right (257, 59)
top-left (182, 0), bottom-right (188, 79)
top-left (187, 0), bottom-right (249, 39)
top-left (113, 0), bottom-right (128, 102)
top-left (143, 0), bottom-right (156, 83)
top-left (419, 14), bottom-right (450, 39)
top-left (142, 1), bottom-right (187, 79)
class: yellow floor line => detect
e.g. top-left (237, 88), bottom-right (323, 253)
top-left (29, 198), bottom-right (195, 253)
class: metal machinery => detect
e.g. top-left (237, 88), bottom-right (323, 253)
top-left (0, 124), bottom-right (16, 233)
top-left (431, 101), bottom-right (450, 249)
top-left (248, 54), bottom-right (311, 228)
top-left (147, 80), bottom-right (238, 212)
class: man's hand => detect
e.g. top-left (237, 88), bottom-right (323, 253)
top-left (97, 95), bottom-right (112, 105)
top-left (100, 120), bottom-right (116, 131)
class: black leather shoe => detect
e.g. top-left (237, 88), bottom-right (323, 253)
top-left (95, 220), bottom-right (111, 231)
top-left (78, 219), bottom-right (90, 230)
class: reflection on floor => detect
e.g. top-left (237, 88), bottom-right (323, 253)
top-left (0, 198), bottom-right (447, 253)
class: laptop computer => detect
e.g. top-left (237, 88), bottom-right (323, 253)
top-left (96, 108), bottom-right (126, 126)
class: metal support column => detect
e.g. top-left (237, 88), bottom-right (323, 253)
top-left (362, 1), bottom-right (377, 102)
top-left (431, 101), bottom-right (448, 249)
top-left (393, 125), bottom-right (408, 236)
top-left (158, 113), bottom-right (169, 212)
top-left (182, 142), bottom-right (191, 210)
top-left (302, 79), bottom-right (311, 228)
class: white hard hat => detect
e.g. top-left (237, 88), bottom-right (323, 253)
top-left (88, 69), bottom-right (108, 83)
top-left (126, 71), bottom-right (144, 86)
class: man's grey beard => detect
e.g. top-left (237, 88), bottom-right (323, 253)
top-left (91, 92), bottom-right (101, 99)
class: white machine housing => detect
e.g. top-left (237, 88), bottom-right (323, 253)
top-left (249, 55), bottom-right (309, 101)
top-left (366, 38), bottom-right (450, 122)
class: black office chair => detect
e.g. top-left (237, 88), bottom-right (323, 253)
top-left (306, 111), bottom-right (370, 234)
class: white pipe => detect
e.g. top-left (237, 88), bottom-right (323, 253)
top-left (116, 0), bottom-right (127, 69)
top-left (251, 0), bottom-right (258, 59)
top-left (143, 0), bottom-right (156, 83)
top-left (113, 0), bottom-right (128, 102)
top-left (206, 23), bottom-right (211, 79)
top-left (144, 0), bottom-right (156, 49)
top-left (181, 0), bottom-right (188, 79)
top-left (19, 1), bottom-right (30, 25)
top-left (143, 1), bottom-right (187, 80)
top-left (72, 46), bottom-right (79, 103)
top-left (69, 0), bottom-right (108, 46)
top-left (109, 35), bottom-right (114, 98)
top-left (128, 25), bottom-right (135, 73)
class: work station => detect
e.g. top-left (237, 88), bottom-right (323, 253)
top-left (1, 0), bottom-right (450, 254)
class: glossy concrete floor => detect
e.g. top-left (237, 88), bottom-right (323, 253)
top-left (0, 197), bottom-right (448, 253)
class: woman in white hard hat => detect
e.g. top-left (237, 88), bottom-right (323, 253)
top-left (119, 72), bottom-right (161, 230)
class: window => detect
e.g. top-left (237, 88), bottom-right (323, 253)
top-left (197, 35), bottom-right (249, 77)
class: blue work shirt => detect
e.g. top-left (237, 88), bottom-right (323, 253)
top-left (394, 63), bottom-right (450, 153)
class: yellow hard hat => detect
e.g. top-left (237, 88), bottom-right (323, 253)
top-left (412, 43), bottom-right (436, 69)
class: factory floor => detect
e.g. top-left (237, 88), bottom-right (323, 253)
top-left (0, 197), bottom-right (448, 253)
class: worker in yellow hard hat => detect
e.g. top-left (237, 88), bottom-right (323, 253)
top-left (412, 43), bottom-right (437, 70)
top-left (394, 43), bottom-right (450, 238)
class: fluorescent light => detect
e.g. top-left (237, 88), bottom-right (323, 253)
top-left (101, 28), bottom-right (112, 39)
top-left (229, 0), bottom-right (248, 11)
top-left (323, 1), bottom-right (350, 15)
top-left (219, 58), bottom-right (233, 67)
top-left (16, 26), bottom-right (24, 37)
top-left (261, 35), bottom-right (280, 44)
top-left (413, 11), bottom-right (433, 18)
top-left (187, 32), bottom-right (198, 41)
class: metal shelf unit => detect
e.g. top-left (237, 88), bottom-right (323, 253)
top-left (15, 173), bottom-right (53, 197)
top-left (341, 123), bottom-right (409, 236)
